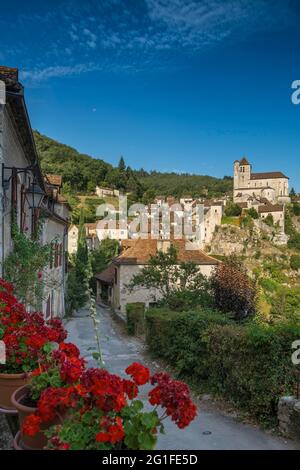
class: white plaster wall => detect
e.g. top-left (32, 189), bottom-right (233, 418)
top-left (68, 225), bottom-right (78, 254)
top-left (0, 107), bottom-right (33, 273)
top-left (113, 262), bottom-right (216, 313)
top-left (41, 218), bottom-right (66, 318)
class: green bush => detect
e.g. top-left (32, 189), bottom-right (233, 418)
top-left (146, 308), bottom-right (231, 380)
top-left (204, 322), bottom-right (300, 419)
top-left (292, 203), bottom-right (300, 217)
top-left (290, 255), bottom-right (300, 271)
top-left (264, 214), bottom-right (274, 227)
top-left (145, 308), bottom-right (300, 421)
top-left (259, 278), bottom-right (280, 293)
top-left (126, 303), bottom-right (146, 336)
top-left (247, 208), bottom-right (259, 219)
top-left (225, 203), bottom-right (242, 217)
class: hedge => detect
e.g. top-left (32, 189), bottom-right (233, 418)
top-left (126, 303), bottom-right (146, 336)
top-left (146, 308), bottom-right (300, 420)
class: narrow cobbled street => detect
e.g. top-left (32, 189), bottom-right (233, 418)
top-left (66, 305), bottom-right (299, 451)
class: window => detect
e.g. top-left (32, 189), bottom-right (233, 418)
top-left (114, 268), bottom-right (118, 284)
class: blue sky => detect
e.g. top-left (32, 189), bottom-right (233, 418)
top-left (1, 0), bottom-right (300, 189)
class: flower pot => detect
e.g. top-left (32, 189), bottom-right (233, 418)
top-left (11, 385), bottom-right (50, 450)
top-left (0, 372), bottom-right (29, 410)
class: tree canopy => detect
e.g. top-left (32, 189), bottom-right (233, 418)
top-left (34, 131), bottom-right (233, 199)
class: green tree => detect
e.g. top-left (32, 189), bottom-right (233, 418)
top-left (118, 156), bottom-right (126, 171)
top-left (247, 207), bottom-right (259, 219)
top-left (225, 203), bottom-right (242, 217)
top-left (264, 214), bottom-right (274, 227)
top-left (128, 245), bottom-right (210, 311)
top-left (210, 257), bottom-right (257, 320)
top-left (66, 209), bottom-right (91, 314)
top-left (293, 203), bottom-right (300, 217)
top-left (90, 238), bottom-right (119, 292)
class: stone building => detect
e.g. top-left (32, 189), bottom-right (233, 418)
top-left (42, 175), bottom-right (70, 318)
top-left (95, 238), bottom-right (219, 312)
top-left (95, 186), bottom-right (120, 198)
top-left (68, 222), bottom-right (100, 254)
top-left (233, 157), bottom-right (290, 205)
top-left (0, 66), bottom-right (69, 318)
top-left (233, 157), bottom-right (290, 236)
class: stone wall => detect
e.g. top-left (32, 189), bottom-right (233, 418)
top-left (278, 396), bottom-right (300, 439)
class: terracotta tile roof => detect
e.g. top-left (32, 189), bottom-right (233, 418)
top-left (203, 200), bottom-right (223, 207)
top-left (237, 202), bottom-right (248, 209)
top-left (46, 174), bottom-right (62, 186)
top-left (113, 239), bottom-right (220, 266)
top-left (258, 204), bottom-right (284, 213)
top-left (121, 240), bottom-right (136, 250)
top-left (85, 223), bottom-right (97, 230)
top-left (94, 264), bottom-right (115, 284)
top-left (250, 171), bottom-right (288, 180)
top-left (239, 157), bottom-right (250, 165)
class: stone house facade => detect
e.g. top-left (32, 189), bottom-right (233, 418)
top-left (0, 66), bottom-right (69, 318)
top-left (95, 186), bottom-right (120, 198)
top-left (95, 238), bottom-right (219, 313)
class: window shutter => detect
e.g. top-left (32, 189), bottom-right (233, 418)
top-left (20, 184), bottom-right (26, 232)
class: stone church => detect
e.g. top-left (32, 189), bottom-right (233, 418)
top-left (233, 158), bottom-right (290, 205)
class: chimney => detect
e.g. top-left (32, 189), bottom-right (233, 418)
top-left (0, 66), bottom-right (21, 92)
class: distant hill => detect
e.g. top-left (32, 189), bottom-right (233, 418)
top-left (34, 131), bottom-right (233, 198)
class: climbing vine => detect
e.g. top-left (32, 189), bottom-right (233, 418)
top-left (3, 223), bottom-right (60, 310)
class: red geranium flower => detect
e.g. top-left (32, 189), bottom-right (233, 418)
top-left (22, 415), bottom-right (42, 437)
top-left (95, 416), bottom-right (124, 444)
top-left (125, 362), bottom-right (150, 386)
top-left (123, 379), bottom-right (138, 399)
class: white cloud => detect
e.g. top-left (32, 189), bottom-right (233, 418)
top-left (20, 63), bottom-right (102, 81)
top-left (69, 30), bottom-right (79, 41)
top-left (144, 0), bottom-right (291, 50)
top-left (83, 28), bottom-right (98, 48)
top-left (15, 0), bottom-right (294, 82)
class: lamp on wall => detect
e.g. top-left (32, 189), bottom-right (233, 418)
top-left (1, 164), bottom-right (45, 209)
top-left (25, 181), bottom-right (45, 209)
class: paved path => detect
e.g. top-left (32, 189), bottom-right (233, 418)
top-left (66, 306), bottom-right (299, 450)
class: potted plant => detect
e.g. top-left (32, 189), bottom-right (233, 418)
top-left (11, 342), bottom-right (85, 450)
top-left (0, 279), bottom-right (67, 410)
top-left (22, 362), bottom-right (197, 450)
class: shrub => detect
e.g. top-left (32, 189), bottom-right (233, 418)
top-left (290, 255), bottom-right (300, 271)
top-left (225, 203), bottom-right (242, 217)
top-left (240, 216), bottom-right (253, 228)
top-left (292, 203), bottom-right (300, 217)
top-left (288, 232), bottom-right (300, 252)
top-left (264, 214), bottom-right (274, 227)
top-left (204, 321), bottom-right (300, 419)
top-left (270, 287), bottom-right (300, 322)
top-left (126, 303), bottom-right (146, 336)
top-left (247, 208), bottom-right (259, 219)
top-left (145, 308), bottom-right (300, 421)
top-left (146, 308), bottom-right (231, 380)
